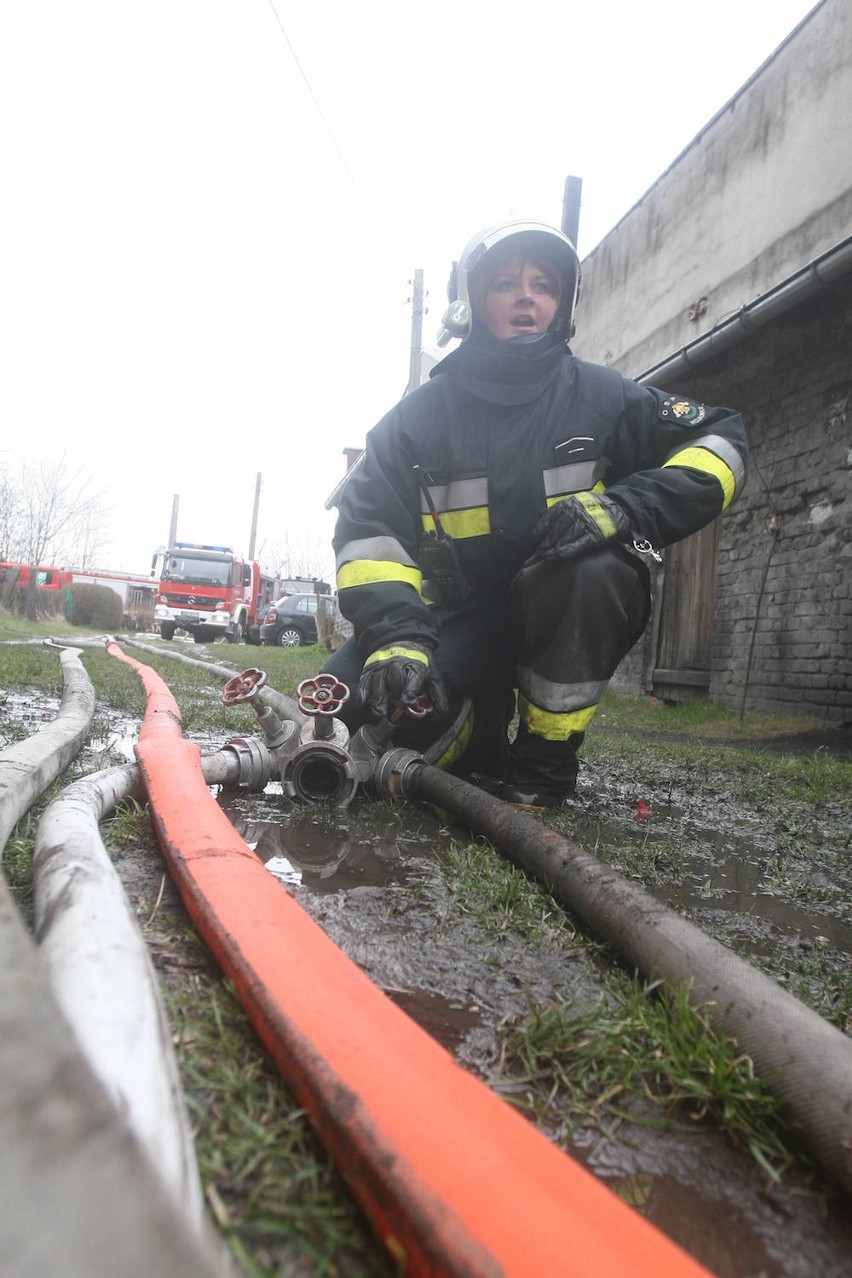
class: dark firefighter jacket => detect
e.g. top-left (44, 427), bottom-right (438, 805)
top-left (333, 333), bottom-right (748, 658)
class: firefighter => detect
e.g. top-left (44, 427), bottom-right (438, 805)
top-left (323, 219), bottom-right (748, 809)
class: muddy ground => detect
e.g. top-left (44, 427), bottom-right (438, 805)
top-left (3, 656), bottom-right (852, 1278)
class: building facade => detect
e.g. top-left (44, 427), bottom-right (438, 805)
top-left (572, 0), bottom-right (851, 728)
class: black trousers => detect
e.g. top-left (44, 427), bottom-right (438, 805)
top-left (322, 546), bottom-right (650, 743)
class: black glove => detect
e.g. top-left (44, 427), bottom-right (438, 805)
top-left (528, 492), bottom-right (631, 563)
top-left (359, 643), bottom-right (449, 720)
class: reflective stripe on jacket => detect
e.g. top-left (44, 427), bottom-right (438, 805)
top-left (333, 352), bottom-right (747, 656)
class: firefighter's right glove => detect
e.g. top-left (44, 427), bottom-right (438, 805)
top-left (528, 492), bottom-right (631, 564)
top-left (359, 644), bottom-right (448, 720)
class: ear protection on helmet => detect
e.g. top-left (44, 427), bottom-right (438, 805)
top-left (436, 220), bottom-right (581, 347)
top-left (436, 264), bottom-right (469, 347)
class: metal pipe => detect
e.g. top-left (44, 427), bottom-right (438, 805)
top-left (380, 754), bottom-right (852, 1201)
top-left (636, 234), bottom-right (852, 386)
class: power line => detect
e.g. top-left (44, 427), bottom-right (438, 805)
top-left (264, 0), bottom-right (361, 196)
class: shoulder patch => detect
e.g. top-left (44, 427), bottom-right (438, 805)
top-left (659, 397), bottom-right (706, 426)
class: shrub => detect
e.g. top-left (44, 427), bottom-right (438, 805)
top-left (67, 583), bottom-right (123, 629)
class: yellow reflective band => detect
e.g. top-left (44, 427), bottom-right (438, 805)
top-left (364, 645), bottom-right (428, 668)
top-left (337, 559), bottom-right (423, 593)
top-left (545, 480), bottom-right (605, 508)
top-left (518, 696), bottom-right (599, 741)
top-left (421, 507), bottom-right (491, 539)
top-left (663, 447), bottom-right (737, 510)
top-left (575, 491), bottom-right (617, 538)
top-left (431, 711), bottom-right (474, 771)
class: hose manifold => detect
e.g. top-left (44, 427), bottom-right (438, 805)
top-left (281, 741), bottom-right (358, 807)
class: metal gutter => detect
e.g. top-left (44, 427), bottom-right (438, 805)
top-left (636, 233), bottom-right (852, 386)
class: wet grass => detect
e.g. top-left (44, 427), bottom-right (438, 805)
top-left (3, 625), bottom-right (851, 1263)
top-left (164, 960), bottom-right (394, 1278)
top-left (101, 809), bottom-right (394, 1278)
top-left (497, 977), bottom-right (802, 1185)
top-left (430, 830), bottom-right (819, 1183)
top-left (593, 690), bottom-right (826, 742)
top-left (435, 837), bottom-right (596, 952)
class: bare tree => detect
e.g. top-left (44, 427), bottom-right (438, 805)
top-left (11, 455), bottom-right (110, 618)
top-left (0, 463), bottom-right (21, 562)
top-left (265, 528), bottom-right (334, 583)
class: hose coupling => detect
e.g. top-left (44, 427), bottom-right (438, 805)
top-left (372, 747), bottom-right (426, 799)
top-left (219, 736), bottom-right (275, 790)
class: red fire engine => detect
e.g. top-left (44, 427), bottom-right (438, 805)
top-left (0, 562), bottom-right (66, 592)
top-left (0, 562), bottom-right (157, 629)
top-left (152, 542), bottom-right (280, 644)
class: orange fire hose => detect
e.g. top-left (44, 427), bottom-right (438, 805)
top-left (111, 642), bottom-right (711, 1278)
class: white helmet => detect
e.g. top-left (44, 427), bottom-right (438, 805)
top-left (436, 220), bottom-right (581, 347)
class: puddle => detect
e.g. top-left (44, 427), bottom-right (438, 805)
top-left (219, 798), bottom-right (422, 893)
top-left (86, 724), bottom-right (140, 765)
top-left (383, 987), bottom-right (482, 1052)
top-left (0, 689), bottom-right (62, 746)
top-left (6, 679), bottom-right (852, 1277)
top-left (570, 806), bottom-right (852, 954)
top-left (582, 1123), bottom-right (852, 1278)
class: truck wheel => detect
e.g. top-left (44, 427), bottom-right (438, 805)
top-left (159, 622), bottom-right (175, 641)
top-left (226, 619), bottom-right (247, 644)
top-left (192, 632), bottom-right (206, 644)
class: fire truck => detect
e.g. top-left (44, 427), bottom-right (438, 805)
top-left (0, 562), bottom-right (156, 629)
top-left (66, 568), bottom-right (157, 631)
top-left (152, 542), bottom-right (280, 644)
top-left (0, 562), bottom-right (66, 592)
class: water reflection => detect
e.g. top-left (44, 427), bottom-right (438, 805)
top-left (220, 802), bottom-right (418, 895)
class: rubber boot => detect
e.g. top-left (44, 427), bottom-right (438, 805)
top-left (495, 725), bottom-right (582, 811)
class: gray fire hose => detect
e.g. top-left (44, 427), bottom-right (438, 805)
top-left (373, 749), bottom-right (852, 1202)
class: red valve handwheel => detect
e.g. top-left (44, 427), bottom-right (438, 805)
top-left (222, 667), bottom-right (267, 706)
top-left (297, 673), bottom-right (350, 715)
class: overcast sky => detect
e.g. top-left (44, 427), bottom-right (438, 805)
top-left (1, 0), bottom-right (819, 578)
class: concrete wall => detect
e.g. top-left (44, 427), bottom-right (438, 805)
top-left (613, 276), bottom-right (852, 729)
top-left (688, 281), bottom-right (851, 728)
top-left (572, 0), bottom-right (852, 379)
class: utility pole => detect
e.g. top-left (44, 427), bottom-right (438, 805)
top-left (562, 175), bottom-right (583, 250)
top-left (248, 472), bottom-right (261, 559)
top-left (405, 268), bottom-right (425, 395)
top-left (168, 495), bottom-right (179, 548)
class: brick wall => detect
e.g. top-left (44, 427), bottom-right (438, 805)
top-left (612, 278), bottom-right (851, 729)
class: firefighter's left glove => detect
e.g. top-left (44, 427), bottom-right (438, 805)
top-left (359, 644), bottom-right (448, 721)
top-left (528, 492), bottom-right (631, 564)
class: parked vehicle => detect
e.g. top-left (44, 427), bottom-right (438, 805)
top-left (64, 568), bottom-right (157, 631)
top-left (0, 562), bottom-right (67, 592)
top-left (259, 594), bottom-right (321, 647)
top-left (152, 542), bottom-right (280, 644)
top-left (0, 561), bottom-right (156, 629)
top-left (277, 576), bottom-right (333, 597)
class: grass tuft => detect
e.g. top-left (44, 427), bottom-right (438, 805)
top-left (497, 976), bottom-right (804, 1182)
